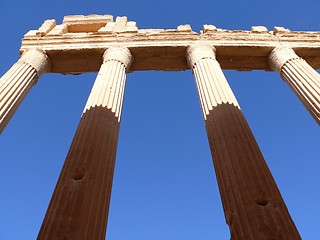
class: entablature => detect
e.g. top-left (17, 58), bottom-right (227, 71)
top-left (20, 14), bottom-right (320, 74)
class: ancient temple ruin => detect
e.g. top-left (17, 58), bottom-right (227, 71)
top-left (1, 14), bottom-right (320, 239)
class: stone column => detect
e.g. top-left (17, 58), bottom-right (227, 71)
top-left (37, 47), bottom-right (133, 240)
top-left (0, 49), bottom-right (50, 133)
top-left (269, 46), bottom-right (320, 124)
top-left (186, 43), bottom-right (301, 240)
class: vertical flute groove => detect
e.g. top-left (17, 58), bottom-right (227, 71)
top-left (0, 49), bottom-right (50, 133)
top-left (187, 43), bottom-right (301, 240)
top-left (38, 47), bottom-right (132, 240)
top-left (269, 46), bottom-right (320, 124)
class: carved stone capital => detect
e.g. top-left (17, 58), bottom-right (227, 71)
top-left (103, 47), bottom-right (133, 70)
top-left (186, 43), bottom-right (216, 68)
top-left (269, 46), bottom-right (300, 73)
top-left (19, 49), bottom-right (51, 76)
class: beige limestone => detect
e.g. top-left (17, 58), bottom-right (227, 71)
top-left (0, 49), bottom-right (50, 133)
top-left (273, 26), bottom-right (291, 34)
top-left (36, 20), bottom-right (56, 36)
top-left (84, 47), bottom-right (133, 120)
top-left (269, 46), bottom-right (300, 72)
top-left (251, 26), bottom-right (268, 33)
top-left (269, 46), bottom-right (320, 124)
top-left (186, 43), bottom-right (301, 240)
top-left (20, 15), bottom-right (320, 73)
top-left (37, 47), bottom-right (132, 240)
top-left (19, 48), bottom-right (50, 76)
top-left (63, 14), bottom-right (113, 26)
top-left (186, 43), bottom-right (240, 120)
top-left (45, 24), bottom-right (68, 36)
top-left (2, 13), bottom-right (319, 239)
top-left (64, 14), bottom-right (113, 33)
top-left (177, 24), bottom-right (192, 32)
top-left (98, 16), bottom-right (138, 33)
top-left (202, 24), bottom-right (217, 33)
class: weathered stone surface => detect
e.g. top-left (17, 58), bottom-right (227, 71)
top-left (2, 14), bottom-right (319, 239)
top-left (177, 24), bottom-right (192, 32)
top-left (20, 14), bottom-right (320, 74)
top-left (63, 14), bottom-right (113, 32)
top-left (269, 46), bottom-right (320, 124)
top-left (37, 47), bottom-right (132, 240)
top-left (273, 26), bottom-right (291, 34)
top-left (63, 14), bottom-right (113, 24)
top-left (98, 16), bottom-right (138, 33)
top-left (46, 24), bottom-right (68, 36)
top-left (251, 26), bottom-right (268, 33)
top-left (269, 46), bottom-right (300, 72)
top-left (37, 20), bottom-right (56, 36)
top-left (202, 24), bottom-right (217, 33)
top-left (186, 43), bottom-right (301, 240)
top-left (0, 49), bottom-right (50, 133)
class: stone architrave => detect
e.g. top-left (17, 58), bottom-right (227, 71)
top-left (37, 47), bottom-right (133, 240)
top-left (186, 43), bottom-right (301, 240)
top-left (0, 49), bottom-right (50, 133)
top-left (269, 46), bottom-right (320, 124)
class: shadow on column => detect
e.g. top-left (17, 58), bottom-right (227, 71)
top-left (205, 103), bottom-right (301, 240)
top-left (38, 105), bottom-right (120, 240)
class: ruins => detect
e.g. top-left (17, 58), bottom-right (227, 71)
top-left (1, 14), bottom-right (319, 239)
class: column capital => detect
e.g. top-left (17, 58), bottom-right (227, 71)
top-left (19, 49), bottom-right (50, 77)
top-left (269, 46), bottom-right (300, 73)
top-left (103, 47), bottom-right (133, 70)
top-left (269, 46), bottom-right (320, 124)
top-left (186, 43), bottom-right (216, 68)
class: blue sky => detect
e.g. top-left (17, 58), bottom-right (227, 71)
top-left (0, 0), bottom-right (319, 239)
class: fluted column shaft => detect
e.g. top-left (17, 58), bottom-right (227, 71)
top-left (0, 49), bottom-right (50, 133)
top-left (37, 47), bottom-right (133, 240)
top-left (269, 46), bottom-right (320, 124)
top-left (187, 44), bottom-right (301, 240)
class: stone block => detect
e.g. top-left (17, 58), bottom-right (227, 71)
top-left (273, 26), bottom-right (291, 34)
top-left (63, 14), bottom-right (113, 32)
top-left (99, 17), bottom-right (138, 33)
top-left (46, 24), bottom-right (68, 36)
top-left (251, 26), bottom-right (268, 33)
top-left (36, 20), bottom-right (56, 36)
top-left (177, 24), bottom-right (192, 32)
top-left (113, 16), bottom-right (128, 32)
top-left (203, 24), bottom-right (217, 33)
top-left (24, 30), bottom-right (38, 37)
top-left (63, 14), bottom-right (113, 24)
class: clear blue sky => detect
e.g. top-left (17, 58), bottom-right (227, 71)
top-left (0, 0), bottom-right (319, 239)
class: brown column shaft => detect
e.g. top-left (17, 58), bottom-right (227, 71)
top-left (186, 43), bottom-right (301, 240)
top-left (269, 46), bottom-right (320, 124)
top-left (0, 49), bottom-right (50, 133)
top-left (37, 47), bottom-right (132, 240)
